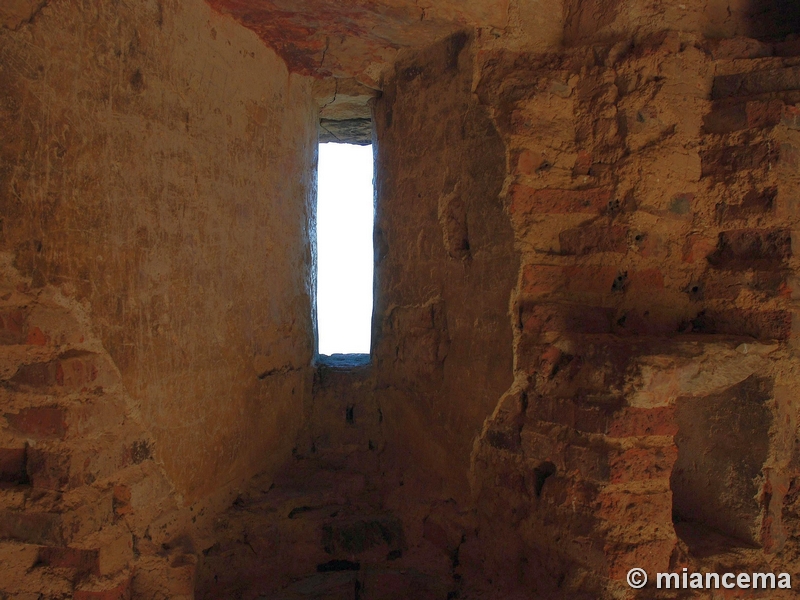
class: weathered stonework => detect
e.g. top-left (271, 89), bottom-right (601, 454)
top-left (0, 0), bottom-right (316, 501)
top-left (2, 0), bottom-right (800, 598)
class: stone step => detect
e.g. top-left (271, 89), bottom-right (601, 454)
top-left (265, 459), bottom-right (373, 505)
top-left (773, 39), bottom-right (800, 58)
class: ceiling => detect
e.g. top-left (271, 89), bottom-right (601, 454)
top-left (205, 0), bottom-right (510, 88)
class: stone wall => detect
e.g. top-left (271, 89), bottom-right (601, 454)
top-left (0, 0), bottom-right (317, 502)
top-left (371, 26), bottom-right (800, 599)
top-left (467, 32), bottom-right (800, 597)
top-left (371, 33), bottom-right (519, 512)
top-left (373, 34), bottom-right (517, 508)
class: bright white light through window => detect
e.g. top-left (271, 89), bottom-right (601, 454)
top-left (316, 143), bottom-right (374, 355)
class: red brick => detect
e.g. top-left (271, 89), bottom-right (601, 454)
top-left (704, 100), bottom-right (782, 134)
top-left (11, 355), bottom-right (99, 390)
top-left (0, 510), bottom-right (61, 545)
top-left (747, 99), bottom-right (783, 129)
top-left (716, 187), bottom-right (776, 223)
top-left (74, 573), bottom-right (132, 600)
top-left (57, 356), bottom-right (99, 388)
top-left (25, 326), bottom-right (48, 346)
top-left (0, 447), bottom-right (27, 483)
top-left (38, 545), bottom-right (100, 574)
top-left (0, 493), bottom-right (113, 545)
top-left (607, 407), bottom-right (678, 437)
top-left (782, 142), bottom-right (800, 169)
top-left (5, 406), bottom-right (67, 437)
top-left (113, 485), bottom-right (133, 516)
top-left (700, 142), bottom-right (779, 178)
top-left (510, 185), bottom-right (613, 216)
top-left (10, 361), bottom-right (59, 387)
top-left (559, 225), bottom-right (628, 255)
top-left (520, 265), bottom-right (621, 300)
top-left (614, 308), bottom-right (681, 336)
top-left (703, 103), bottom-right (747, 134)
top-left (707, 228), bottom-right (791, 271)
top-left (537, 345), bottom-right (564, 379)
top-left (527, 397), bottom-right (610, 433)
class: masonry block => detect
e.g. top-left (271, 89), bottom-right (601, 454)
top-left (9, 353), bottom-right (100, 391)
top-left (701, 142), bottom-right (779, 178)
top-left (5, 407), bottom-right (67, 438)
top-left (0, 488), bottom-right (113, 545)
top-left (510, 185), bottom-right (613, 216)
top-left (26, 434), bottom-right (150, 491)
top-left (707, 228), bottom-right (791, 270)
top-left (74, 570), bottom-right (133, 600)
top-left (712, 66), bottom-right (800, 100)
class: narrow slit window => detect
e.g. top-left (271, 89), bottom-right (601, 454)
top-left (316, 142), bottom-right (374, 356)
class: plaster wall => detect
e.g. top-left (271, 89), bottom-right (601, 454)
top-left (0, 0), bottom-right (317, 501)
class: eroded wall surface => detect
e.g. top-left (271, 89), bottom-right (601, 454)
top-left (370, 24), bottom-right (800, 599)
top-left (372, 34), bottom-right (519, 508)
top-left (468, 32), bottom-right (800, 597)
top-left (0, 0), bottom-right (316, 501)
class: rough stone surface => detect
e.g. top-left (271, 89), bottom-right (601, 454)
top-left (3, 1), bottom-right (800, 599)
top-left (372, 32), bottom-right (519, 508)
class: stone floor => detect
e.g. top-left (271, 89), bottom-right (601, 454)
top-left (196, 449), bottom-right (458, 600)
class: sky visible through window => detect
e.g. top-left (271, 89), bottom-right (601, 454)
top-left (316, 143), bottom-right (374, 355)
